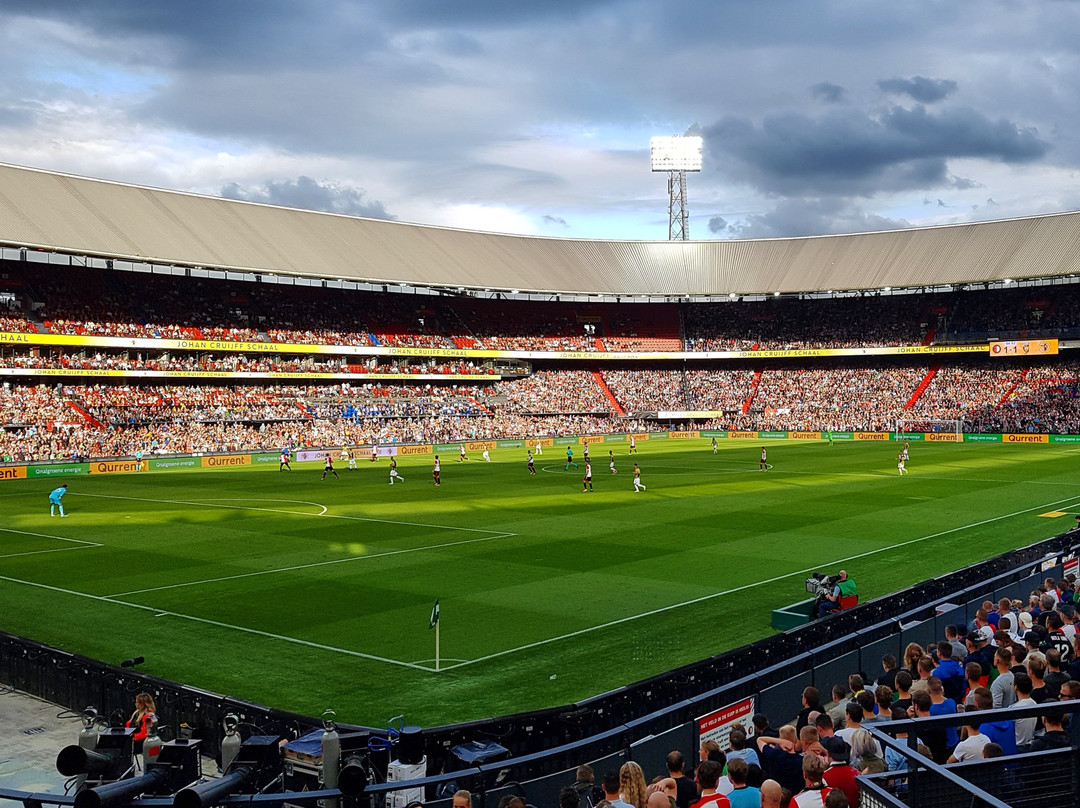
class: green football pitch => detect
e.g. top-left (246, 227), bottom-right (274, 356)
top-left (3, 439), bottom-right (1079, 728)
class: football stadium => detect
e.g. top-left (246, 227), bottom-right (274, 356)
top-left (3, 163), bottom-right (1080, 808)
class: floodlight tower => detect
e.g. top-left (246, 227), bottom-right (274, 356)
top-left (650, 135), bottom-right (703, 241)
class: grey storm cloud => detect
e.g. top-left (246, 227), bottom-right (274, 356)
top-left (221, 176), bottom-right (393, 220)
top-left (726, 199), bottom-right (912, 239)
top-left (705, 105), bottom-right (1048, 196)
top-left (543, 215), bottom-right (569, 227)
top-left (811, 83), bottom-right (846, 103)
top-left (708, 216), bottom-right (728, 234)
top-left (877, 76), bottom-right (958, 104)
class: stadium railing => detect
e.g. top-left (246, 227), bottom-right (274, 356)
top-left (859, 710), bottom-right (1080, 808)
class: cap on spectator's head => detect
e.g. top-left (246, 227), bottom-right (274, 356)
top-left (828, 739), bottom-right (851, 762)
top-left (1024, 631), bottom-right (1042, 646)
top-left (1018, 612), bottom-right (1033, 629)
top-left (967, 632), bottom-right (986, 644)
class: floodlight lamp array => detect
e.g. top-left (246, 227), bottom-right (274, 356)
top-left (650, 136), bottom-right (703, 172)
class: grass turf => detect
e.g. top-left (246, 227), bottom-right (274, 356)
top-left (2, 438), bottom-right (1079, 727)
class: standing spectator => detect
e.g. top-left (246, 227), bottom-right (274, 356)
top-left (795, 687), bottom-right (821, 733)
top-left (618, 762), bottom-right (648, 808)
top-left (792, 756), bottom-right (832, 808)
top-left (665, 752), bottom-right (697, 808)
top-left (756, 726), bottom-right (804, 796)
top-left (721, 759), bottom-right (758, 808)
top-left (990, 647), bottom-right (1017, 708)
top-left (821, 741), bottom-right (858, 808)
top-left (689, 760), bottom-right (730, 808)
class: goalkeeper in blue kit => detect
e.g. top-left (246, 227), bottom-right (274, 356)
top-left (49, 484), bottom-right (69, 517)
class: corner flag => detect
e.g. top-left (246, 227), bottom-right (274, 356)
top-left (429, 599), bottom-right (440, 629)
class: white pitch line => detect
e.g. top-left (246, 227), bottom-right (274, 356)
top-left (440, 492), bottom-right (1080, 671)
top-left (107, 529), bottom-right (517, 597)
top-left (74, 492), bottom-right (506, 534)
top-left (0, 527), bottom-right (102, 547)
top-left (0, 546), bottom-right (101, 560)
top-left (0, 572), bottom-right (435, 672)
top-left (0, 527), bottom-right (103, 559)
top-left (199, 497), bottom-right (330, 516)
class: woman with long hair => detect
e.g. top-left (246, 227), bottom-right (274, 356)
top-left (903, 642), bottom-right (925, 677)
top-left (126, 692), bottom-right (157, 753)
top-left (618, 761), bottom-right (648, 808)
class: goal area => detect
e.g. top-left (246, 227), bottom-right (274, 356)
top-left (895, 418), bottom-right (963, 441)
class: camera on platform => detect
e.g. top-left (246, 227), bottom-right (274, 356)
top-left (804, 572), bottom-right (840, 600)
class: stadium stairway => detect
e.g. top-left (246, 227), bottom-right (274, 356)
top-left (997, 367), bottom-right (1030, 407)
top-left (66, 400), bottom-right (104, 429)
top-left (904, 364), bottom-right (940, 409)
top-left (742, 367), bottom-right (764, 413)
top-left (591, 371), bottom-right (626, 416)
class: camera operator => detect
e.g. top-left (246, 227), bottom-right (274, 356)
top-left (817, 570), bottom-right (856, 618)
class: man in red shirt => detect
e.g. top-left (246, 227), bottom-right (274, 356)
top-left (821, 741), bottom-right (858, 808)
top-left (690, 760), bottom-right (730, 808)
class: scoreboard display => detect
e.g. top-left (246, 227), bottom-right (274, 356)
top-left (989, 338), bottom-right (1058, 357)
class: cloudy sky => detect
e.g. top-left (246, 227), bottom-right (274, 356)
top-left (2, 1), bottom-right (1079, 241)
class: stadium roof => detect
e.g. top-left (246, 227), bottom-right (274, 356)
top-left (2, 162), bottom-right (1080, 297)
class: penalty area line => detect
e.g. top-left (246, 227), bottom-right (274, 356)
top-left (440, 491), bottom-right (1080, 671)
top-left (74, 492), bottom-right (507, 534)
top-left (0, 528), bottom-right (103, 559)
top-left (106, 529), bottom-right (518, 597)
top-left (0, 572), bottom-right (436, 673)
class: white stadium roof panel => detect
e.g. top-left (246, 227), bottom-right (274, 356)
top-left (1, 162), bottom-right (1080, 296)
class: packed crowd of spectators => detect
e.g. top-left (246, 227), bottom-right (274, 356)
top-left (682, 295), bottom-right (936, 352)
top-left (0, 349), bottom-right (496, 376)
top-left (0, 314), bottom-right (36, 333)
top-left (543, 577), bottom-right (1080, 808)
top-left (5, 359), bottom-right (1080, 462)
top-left (602, 369), bottom-right (687, 412)
top-left (746, 366), bottom-right (927, 432)
top-left (491, 370), bottom-right (613, 413)
top-left (0, 379), bottom-right (653, 462)
top-left (9, 260), bottom-right (1080, 352)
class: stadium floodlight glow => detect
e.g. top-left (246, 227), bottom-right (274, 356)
top-left (651, 134), bottom-right (703, 241)
top-left (650, 136), bottom-right (704, 172)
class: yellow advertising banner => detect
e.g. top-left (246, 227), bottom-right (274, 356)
top-left (926, 433), bottom-right (960, 442)
top-left (0, 465), bottom-right (28, 480)
top-left (90, 459), bottom-right (141, 474)
top-left (399, 444), bottom-right (433, 456)
top-left (854, 432), bottom-right (890, 441)
top-left (0, 331), bottom-right (991, 362)
top-left (728, 431), bottom-right (758, 439)
top-left (531, 438), bottom-right (555, 447)
top-left (0, 367), bottom-right (497, 381)
top-left (200, 455), bottom-right (252, 468)
top-left (1004, 433), bottom-right (1050, 444)
top-left (465, 441), bottom-right (496, 452)
top-left (667, 431), bottom-right (697, 439)
top-left (627, 433), bottom-right (650, 441)
top-left (579, 436), bottom-right (604, 444)
top-left (790, 431), bottom-right (822, 440)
